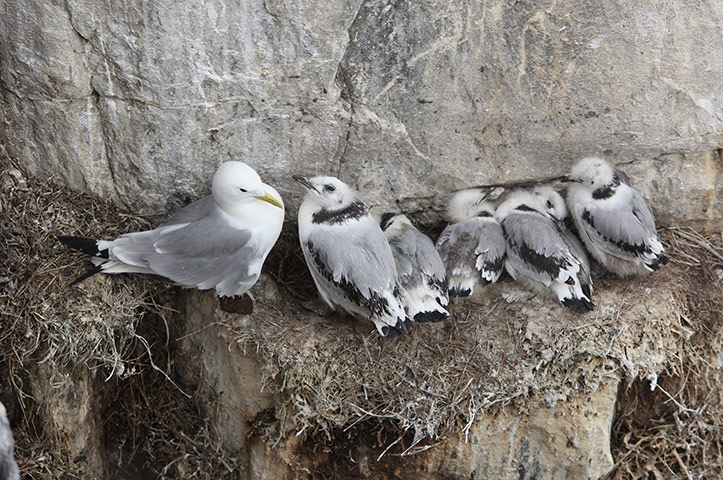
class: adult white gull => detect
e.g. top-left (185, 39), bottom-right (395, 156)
top-left (59, 161), bottom-right (284, 313)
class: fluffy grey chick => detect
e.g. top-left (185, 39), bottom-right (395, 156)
top-left (562, 157), bottom-right (668, 277)
top-left (533, 185), bottom-right (594, 303)
top-left (496, 189), bottom-right (594, 312)
top-left (436, 188), bottom-right (506, 300)
top-left (379, 213), bottom-right (449, 323)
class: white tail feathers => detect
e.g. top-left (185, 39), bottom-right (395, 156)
top-left (550, 275), bottom-right (594, 312)
top-left (403, 286), bottom-right (449, 322)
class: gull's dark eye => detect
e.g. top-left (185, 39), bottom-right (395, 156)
top-left (324, 185), bottom-right (336, 192)
top-left (239, 188), bottom-right (247, 193)
top-left (546, 200), bottom-right (553, 208)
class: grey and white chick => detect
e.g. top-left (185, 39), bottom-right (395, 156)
top-left (294, 175), bottom-right (412, 338)
top-left (496, 189), bottom-right (594, 312)
top-left (0, 402), bottom-right (19, 480)
top-left (379, 213), bottom-right (449, 323)
top-left (436, 188), bottom-right (506, 300)
top-left (533, 185), bottom-right (594, 303)
top-left (563, 157), bottom-right (668, 277)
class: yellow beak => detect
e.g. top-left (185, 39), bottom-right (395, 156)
top-left (255, 191), bottom-right (283, 209)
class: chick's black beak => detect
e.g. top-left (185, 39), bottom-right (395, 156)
top-left (560, 175), bottom-right (573, 183)
top-left (292, 175), bottom-right (316, 192)
top-left (473, 185), bottom-right (498, 205)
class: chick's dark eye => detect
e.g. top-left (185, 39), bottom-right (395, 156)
top-left (239, 188), bottom-right (247, 193)
top-left (324, 185), bottom-right (336, 192)
top-left (546, 200), bottom-right (553, 208)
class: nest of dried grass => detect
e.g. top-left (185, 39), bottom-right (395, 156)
top-left (0, 163), bottom-right (157, 385)
top-left (605, 227), bottom-right (722, 479)
top-left (226, 228), bottom-right (702, 462)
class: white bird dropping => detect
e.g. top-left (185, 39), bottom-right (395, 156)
top-left (59, 161), bottom-right (284, 312)
top-left (436, 188), bottom-right (506, 300)
top-left (496, 189), bottom-right (594, 312)
top-left (379, 213), bottom-right (449, 323)
top-left (562, 157), bottom-right (668, 277)
top-left (293, 175), bottom-right (412, 338)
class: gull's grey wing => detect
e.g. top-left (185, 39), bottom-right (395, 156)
top-left (388, 233), bottom-right (416, 286)
top-left (159, 195), bottom-right (215, 227)
top-left (437, 223), bottom-right (476, 273)
top-left (413, 229), bottom-right (448, 296)
top-left (143, 209), bottom-right (259, 292)
top-left (630, 189), bottom-right (658, 234)
top-left (561, 228), bottom-right (589, 270)
top-left (502, 212), bottom-right (575, 286)
top-left (473, 219), bottom-right (506, 283)
top-left (580, 188), bottom-right (657, 259)
top-left (559, 223), bottom-right (593, 296)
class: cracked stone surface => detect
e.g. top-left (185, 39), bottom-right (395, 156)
top-left (1, 0), bottom-right (721, 229)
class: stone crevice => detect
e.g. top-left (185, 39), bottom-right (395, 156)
top-left (331, 0), bottom-right (364, 177)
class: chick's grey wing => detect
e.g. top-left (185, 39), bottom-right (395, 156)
top-left (581, 194), bottom-right (653, 258)
top-left (144, 212), bottom-right (257, 289)
top-left (473, 220), bottom-right (506, 281)
top-left (387, 234), bottom-right (416, 286)
top-left (436, 223), bottom-right (477, 274)
top-left (502, 213), bottom-right (572, 285)
top-left (630, 189), bottom-right (658, 235)
top-left (412, 229), bottom-right (448, 293)
top-left (561, 227), bottom-right (589, 270)
top-left (560, 225), bottom-right (593, 295)
top-left (305, 219), bottom-right (398, 301)
top-left (435, 225), bottom-right (455, 264)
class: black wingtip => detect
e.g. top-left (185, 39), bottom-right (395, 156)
top-left (413, 310), bottom-right (448, 323)
top-left (581, 283), bottom-right (593, 302)
top-left (449, 287), bottom-right (472, 297)
top-left (382, 318), bottom-right (413, 338)
top-left (382, 325), bottom-right (401, 339)
top-left (58, 235), bottom-right (108, 258)
top-left (646, 254), bottom-right (669, 271)
top-left (69, 265), bottom-right (104, 286)
top-left (561, 297), bottom-right (595, 313)
top-left (397, 317), bottom-right (414, 334)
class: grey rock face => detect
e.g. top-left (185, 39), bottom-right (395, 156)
top-left (337, 0), bottom-right (722, 226)
top-left (0, 0), bottom-right (359, 212)
top-left (1, 0), bottom-right (721, 226)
